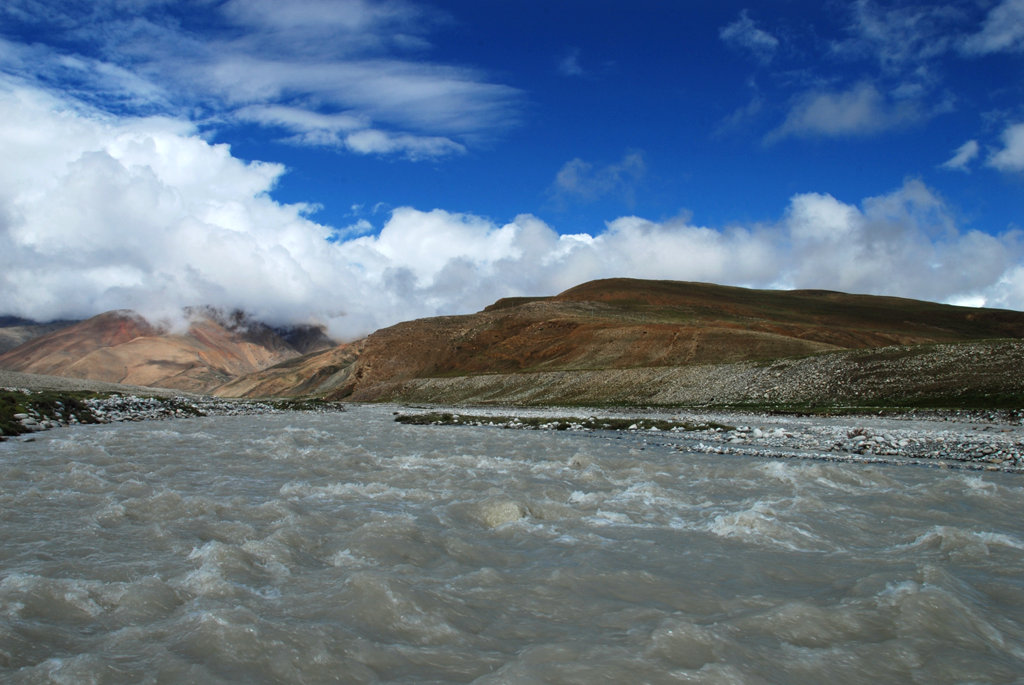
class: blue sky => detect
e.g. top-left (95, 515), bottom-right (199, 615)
top-left (1, 0), bottom-right (1023, 337)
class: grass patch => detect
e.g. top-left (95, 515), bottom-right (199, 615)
top-left (0, 389), bottom-right (108, 437)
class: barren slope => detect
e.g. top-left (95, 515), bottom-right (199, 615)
top-left (218, 279), bottom-right (1024, 403)
top-left (0, 309), bottom-right (333, 393)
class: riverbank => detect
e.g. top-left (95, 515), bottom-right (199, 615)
top-left (4, 369), bottom-right (1022, 473)
top-left (394, 406), bottom-right (1024, 474)
top-left (1, 370), bottom-right (344, 439)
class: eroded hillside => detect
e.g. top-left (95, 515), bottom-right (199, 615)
top-left (216, 279), bottom-right (1024, 405)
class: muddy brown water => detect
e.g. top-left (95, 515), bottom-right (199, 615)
top-left (2, 405), bottom-right (1023, 683)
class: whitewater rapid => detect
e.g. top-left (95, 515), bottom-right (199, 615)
top-left (2, 405), bottom-right (1023, 683)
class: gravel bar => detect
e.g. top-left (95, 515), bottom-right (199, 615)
top-left (394, 405), bottom-right (1024, 474)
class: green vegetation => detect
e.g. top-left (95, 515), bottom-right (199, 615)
top-left (0, 389), bottom-right (106, 437)
top-left (0, 390), bottom-right (347, 439)
top-left (395, 412), bottom-right (733, 432)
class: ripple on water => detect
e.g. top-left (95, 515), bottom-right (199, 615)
top-left (1, 408), bottom-right (1023, 683)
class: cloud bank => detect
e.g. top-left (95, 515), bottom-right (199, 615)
top-left (2, 81), bottom-right (1023, 340)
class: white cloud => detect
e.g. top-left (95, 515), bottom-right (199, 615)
top-left (961, 0), bottom-right (1024, 54)
top-left (343, 129), bottom-right (465, 159)
top-left (235, 105), bottom-right (465, 158)
top-left (194, 56), bottom-right (518, 138)
top-left (236, 105), bottom-right (367, 135)
top-left (988, 122), bottom-right (1024, 171)
top-left (719, 10), bottom-right (779, 63)
top-left (941, 139), bottom-right (980, 171)
top-left (767, 82), bottom-right (921, 142)
top-left (780, 180), bottom-right (1017, 302)
top-left (0, 0), bottom-right (521, 159)
top-left (3, 81), bottom-right (1023, 343)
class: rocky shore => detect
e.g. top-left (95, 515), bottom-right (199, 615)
top-left (0, 370), bottom-right (344, 440)
top-left (394, 406), bottom-right (1024, 474)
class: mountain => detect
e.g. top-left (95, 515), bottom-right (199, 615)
top-left (213, 340), bottom-right (364, 398)
top-left (0, 316), bottom-right (77, 354)
top-left (215, 278), bottom-right (1024, 405)
top-left (0, 308), bottom-right (335, 393)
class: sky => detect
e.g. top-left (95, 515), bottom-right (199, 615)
top-left (1, 0), bottom-right (1023, 338)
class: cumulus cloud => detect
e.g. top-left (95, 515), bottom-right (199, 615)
top-left (779, 180), bottom-right (1021, 303)
top-left (720, 10), bottom-right (779, 64)
top-left (961, 0), bottom-right (1024, 54)
top-left (767, 82), bottom-right (923, 142)
top-left (3, 81), bottom-right (1024, 343)
top-left (940, 139), bottom-right (980, 171)
top-left (988, 122), bottom-right (1024, 171)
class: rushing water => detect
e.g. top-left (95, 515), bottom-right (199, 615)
top-left (2, 406), bottom-right (1023, 684)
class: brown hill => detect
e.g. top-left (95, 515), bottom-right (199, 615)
top-left (0, 309), bottom-right (335, 393)
top-left (215, 278), bottom-right (1024, 403)
top-left (213, 341), bottom-right (364, 398)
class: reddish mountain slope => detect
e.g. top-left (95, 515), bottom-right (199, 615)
top-left (217, 279), bottom-right (1024, 401)
top-left (0, 309), bottom-right (334, 393)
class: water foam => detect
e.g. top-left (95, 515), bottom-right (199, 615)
top-left (2, 407), bottom-right (1023, 683)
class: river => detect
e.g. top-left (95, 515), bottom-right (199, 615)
top-left (2, 405), bottom-right (1023, 683)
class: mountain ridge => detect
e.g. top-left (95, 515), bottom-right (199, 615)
top-left (0, 308), bottom-right (335, 393)
top-left (5, 279), bottom-right (1023, 406)
top-left (213, 278), bottom-right (1024, 406)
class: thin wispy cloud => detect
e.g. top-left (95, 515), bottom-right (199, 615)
top-left (941, 140), bottom-right (980, 171)
top-left (961, 0), bottom-right (1024, 54)
top-left (0, 0), bottom-right (522, 159)
top-left (833, 1), bottom-right (963, 72)
top-left (551, 152), bottom-right (646, 205)
top-left (559, 49), bottom-right (586, 77)
top-left (720, 10), bottom-right (779, 64)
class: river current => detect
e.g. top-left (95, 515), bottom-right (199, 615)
top-left (2, 405), bottom-right (1023, 683)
